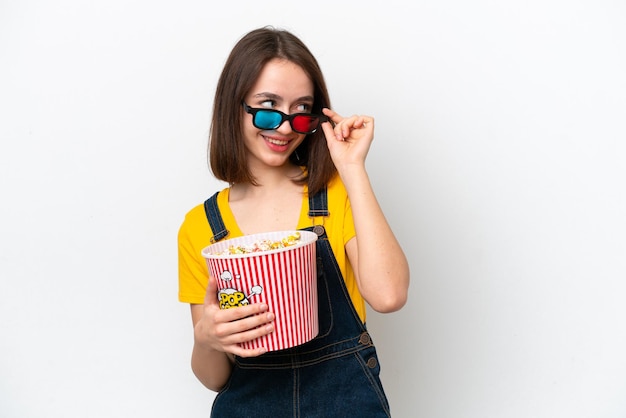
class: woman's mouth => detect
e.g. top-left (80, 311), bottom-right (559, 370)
top-left (262, 134), bottom-right (293, 152)
top-left (265, 137), bottom-right (289, 146)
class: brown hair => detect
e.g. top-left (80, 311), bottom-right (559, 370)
top-left (208, 26), bottom-right (336, 196)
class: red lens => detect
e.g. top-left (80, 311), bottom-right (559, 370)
top-left (292, 115), bottom-right (318, 133)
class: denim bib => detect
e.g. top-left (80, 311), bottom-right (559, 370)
top-left (204, 189), bottom-right (390, 417)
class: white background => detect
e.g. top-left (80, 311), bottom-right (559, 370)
top-left (1, 1), bottom-right (625, 417)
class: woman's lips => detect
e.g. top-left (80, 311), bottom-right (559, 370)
top-left (265, 136), bottom-right (289, 146)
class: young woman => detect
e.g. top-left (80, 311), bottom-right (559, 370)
top-left (178, 27), bottom-right (410, 417)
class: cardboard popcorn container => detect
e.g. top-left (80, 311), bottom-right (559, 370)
top-left (201, 230), bottom-right (318, 352)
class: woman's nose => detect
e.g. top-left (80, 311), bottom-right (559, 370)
top-left (275, 118), bottom-right (293, 134)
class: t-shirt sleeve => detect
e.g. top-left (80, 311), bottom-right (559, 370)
top-left (343, 196), bottom-right (356, 245)
top-left (327, 175), bottom-right (355, 245)
top-left (177, 207), bottom-right (211, 304)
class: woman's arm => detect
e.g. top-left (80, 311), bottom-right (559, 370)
top-left (322, 109), bottom-right (410, 313)
top-left (190, 303), bottom-right (234, 391)
top-left (190, 276), bottom-right (275, 391)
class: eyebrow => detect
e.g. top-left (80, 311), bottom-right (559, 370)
top-left (252, 92), bottom-right (315, 103)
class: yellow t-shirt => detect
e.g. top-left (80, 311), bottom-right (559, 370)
top-left (177, 175), bottom-right (366, 322)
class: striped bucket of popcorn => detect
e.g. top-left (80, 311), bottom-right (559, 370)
top-left (202, 230), bottom-right (318, 352)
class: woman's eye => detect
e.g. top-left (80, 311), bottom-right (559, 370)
top-left (260, 100), bottom-right (274, 108)
top-left (296, 104), bottom-right (311, 113)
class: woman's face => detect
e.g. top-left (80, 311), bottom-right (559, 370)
top-left (242, 58), bottom-right (314, 171)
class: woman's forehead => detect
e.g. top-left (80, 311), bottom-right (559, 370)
top-left (248, 59), bottom-right (314, 101)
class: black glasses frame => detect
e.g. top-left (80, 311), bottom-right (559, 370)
top-left (242, 102), bottom-right (329, 134)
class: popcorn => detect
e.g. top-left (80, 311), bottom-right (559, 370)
top-left (217, 232), bottom-right (302, 255)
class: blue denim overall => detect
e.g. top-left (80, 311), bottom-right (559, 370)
top-left (203, 189), bottom-right (391, 417)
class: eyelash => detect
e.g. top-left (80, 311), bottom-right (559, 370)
top-left (260, 100), bottom-right (312, 113)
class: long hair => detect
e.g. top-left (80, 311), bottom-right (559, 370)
top-left (208, 27), bottom-right (336, 196)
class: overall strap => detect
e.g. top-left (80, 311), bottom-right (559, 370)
top-left (307, 186), bottom-right (329, 217)
top-left (203, 191), bottom-right (229, 243)
top-left (204, 187), bottom-right (328, 243)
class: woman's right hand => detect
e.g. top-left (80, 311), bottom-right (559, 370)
top-left (193, 276), bottom-right (275, 358)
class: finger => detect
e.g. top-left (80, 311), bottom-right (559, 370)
top-left (215, 302), bottom-right (271, 325)
top-left (323, 109), bottom-right (362, 140)
top-left (340, 115), bottom-right (375, 139)
top-left (216, 312), bottom-right (275, 348)
top-left (338, 115), bottom-right (361, 139)
top-left (228, 345), bottom-right (268, 358)
top-left (221, 309), bottom-right (275, 335)
top-left (322, 108), bottom-right (344, 124)
top-left (321, 117), bottom-right (339, 143)
top-left (357, 115), bottom-right (374, 129)
top-left (226, 317), bottom-right (275, 343)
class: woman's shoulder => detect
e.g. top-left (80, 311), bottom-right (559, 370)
top-left (181, 202), bottom-right (206, 222)
top-left (180, 187), bottom-right (230, 229)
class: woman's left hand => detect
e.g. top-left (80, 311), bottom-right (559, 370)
top-left (321, 108), bottom-right (374, 170)
top-left (320, 108), bottom-right (410, 313)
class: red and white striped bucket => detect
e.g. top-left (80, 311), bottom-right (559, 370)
top-left (202, 230), bottom-right (318, 352)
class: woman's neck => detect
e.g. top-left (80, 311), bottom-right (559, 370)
top-left (231, 163), bottom-right (303, 200)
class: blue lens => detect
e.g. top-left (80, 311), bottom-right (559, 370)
top-left (254, 110), bottom-right (282, 129)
